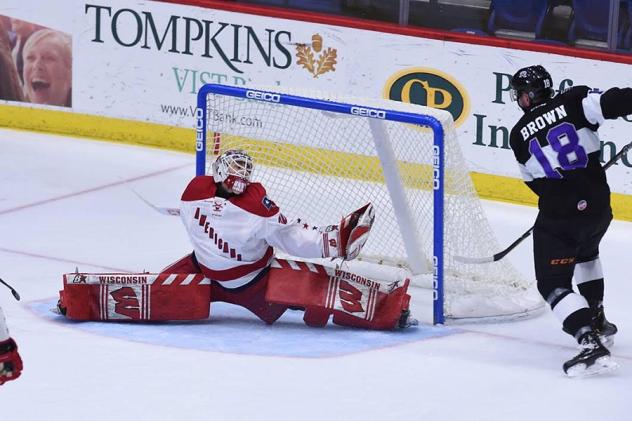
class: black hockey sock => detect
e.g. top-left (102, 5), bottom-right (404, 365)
top-left (577, 278), bottom-right (604, 307)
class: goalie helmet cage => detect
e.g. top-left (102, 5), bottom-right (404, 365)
top-left (195, 83), bottom-right (542, 324)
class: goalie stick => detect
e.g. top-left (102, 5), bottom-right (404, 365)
top-left (131, 189), bottom-right (181, 216)
top-left (0, 278), bottom-right (20, 301)
top-left (455, 140), bottom-right (632, 264)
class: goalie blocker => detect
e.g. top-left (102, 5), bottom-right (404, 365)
top-left (57, 258), bottom-right (411, 330)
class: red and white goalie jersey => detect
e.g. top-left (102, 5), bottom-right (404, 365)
top-left (180, 176), bottom-right (340, 289)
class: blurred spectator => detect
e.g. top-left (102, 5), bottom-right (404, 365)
top-left (0, 16), bottom-right (15, 50)
top-left (22, 29), bottom-right (72, 107)
top-left (10, 18), bottom-right (44, 84)
top-left (0, 18), bottom-right (23, 102)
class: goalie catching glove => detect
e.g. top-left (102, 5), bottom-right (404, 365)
top-left (337, 203), bottom-right (375, 260)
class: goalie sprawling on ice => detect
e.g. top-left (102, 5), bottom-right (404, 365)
top-left (57, 150), bottom-right (416, 330)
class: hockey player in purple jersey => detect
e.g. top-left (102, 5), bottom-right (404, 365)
top-left (508, 65), bottom-right (627, 377)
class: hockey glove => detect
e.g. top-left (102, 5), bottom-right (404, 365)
top-left (338, 203), bottom-right (375, 260)
top-left (0, 338), bottom-right (23, 385)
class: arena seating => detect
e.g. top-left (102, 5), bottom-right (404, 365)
top-left (486, 0), bottom-right (549, 40)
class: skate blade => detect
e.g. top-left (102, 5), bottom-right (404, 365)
top-left (404, 317), bottom-right (419, 328)
top-left (398, 316), bottom-right (419, 329)
top-left (566, 356), bottom-right (620, 378)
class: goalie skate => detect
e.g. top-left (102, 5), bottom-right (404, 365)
top-left (563, 332), bottom-right (619, 378)
top-left (397, 309), bottom-right (419, 329)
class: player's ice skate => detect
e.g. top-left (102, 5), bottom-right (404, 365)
top-left (592, 303), bottom-right (618, 347)
top-left (563, 332), bottom-right (619, 378)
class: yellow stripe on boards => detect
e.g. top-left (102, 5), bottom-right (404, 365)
top-left (1, 104), bottom-right (630, 221)
top-left (471, 172), bottom-right (632, 221)
top-left (0, 104), bottom-right (193, 153)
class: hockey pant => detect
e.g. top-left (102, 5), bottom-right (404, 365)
top-left (58, 254), bottom-right (411, 330)
top-left (533, 209), bottom-right (612, 338)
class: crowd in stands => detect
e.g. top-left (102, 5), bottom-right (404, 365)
top-left (226, 0), bottom-right (632, 53)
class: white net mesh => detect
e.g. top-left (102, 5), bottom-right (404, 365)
top-left (202, 86), bottom-right (542, 321)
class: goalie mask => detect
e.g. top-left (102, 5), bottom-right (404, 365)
top-left (212, 149), bottom-right (254, 195)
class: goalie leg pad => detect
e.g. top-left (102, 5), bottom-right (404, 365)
top-left (59, 272), bottom-right (211, 321)
top-left (265, 259), bottom-right (411, 330)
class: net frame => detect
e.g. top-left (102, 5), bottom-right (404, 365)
top-left (195, 83), bottom-right (542, 324)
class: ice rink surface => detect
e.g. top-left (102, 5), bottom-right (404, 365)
top-left (0, 127), bottom-right (630, 420)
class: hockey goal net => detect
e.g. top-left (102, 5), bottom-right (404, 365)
top-left (196, 84), bottom-right (542, 323)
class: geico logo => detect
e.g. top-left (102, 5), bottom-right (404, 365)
top-left (350, 106), bottom-right (386, 119)
top-left (195, 107), bottom-right (204, 152)
top-left (195, 107), bottom-right (204, 125)
top-left (432, 145), bottom-right (441, 190)
top-left (246, 90), bottom-right (281, 102)
top-left (432, 255), bottom-right (439, 301)
top-left (195, 130), bottom-right (204, 152)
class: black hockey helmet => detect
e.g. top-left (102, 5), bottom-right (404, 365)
top-left (510, 65), bottom-right (554, 109)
